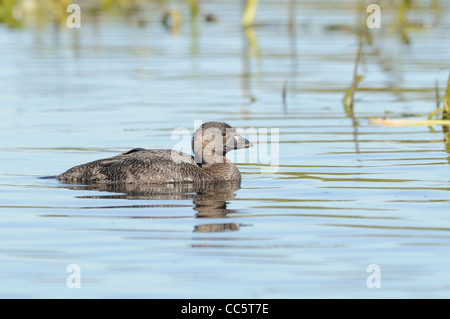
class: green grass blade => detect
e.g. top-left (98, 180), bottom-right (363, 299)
top-left (242, 0), bottom-right (258, 27)
top-left (444, 72), bottom-right (450, 113)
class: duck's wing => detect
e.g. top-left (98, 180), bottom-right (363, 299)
top-left (57, 149), bottom-right (204, 184)
top-left (102, 150), bottom-right (204, 183)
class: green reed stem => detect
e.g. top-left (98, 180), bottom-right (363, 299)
top-left (242, 0), bottom-right (258, 27)
top-left (444, 72), bottom-right (450, 116)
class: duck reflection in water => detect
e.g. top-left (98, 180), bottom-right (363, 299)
top-left (63, 181), bottom-right (244, 233)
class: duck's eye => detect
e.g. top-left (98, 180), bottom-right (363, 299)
top-left (222, 132), bottom-right (226, 137)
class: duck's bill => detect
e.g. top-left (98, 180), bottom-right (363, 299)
top-left (226, 135), bottom-right (253, 151)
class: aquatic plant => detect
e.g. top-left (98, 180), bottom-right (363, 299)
top-left (425, 72), bottom-right (450, 122)
top-left (242, 0), bottom-right (258, 27)
top-left (0, 0), bottom-right (23, 27)
top-left (0, 0), bottom-right (157, 26)
top-left (371, 72), bottom-right (450, 127)
top-left (342, 0), bottom-right (368, 117)
top-left (444, 73), bottom-right (450, 116)
top-left (343, 42), bottom-right (363, 116)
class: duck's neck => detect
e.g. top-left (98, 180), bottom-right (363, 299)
top-left (200, 156), bottom-right (241, 182)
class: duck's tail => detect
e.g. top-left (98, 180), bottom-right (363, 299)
top-left (39, 175), bottom-right (58, 179)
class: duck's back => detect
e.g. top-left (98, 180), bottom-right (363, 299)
top-left (57, 149), bottom-right (214, 184)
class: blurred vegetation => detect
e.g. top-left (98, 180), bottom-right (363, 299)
top-left (0, 0), bottom-right (443, 31)
top-left (0, 0), bottom-right (259, 29)
top-left (2, 0), bottom-right (448, 125)
top-left (0, 0), bottom-right (174, 28)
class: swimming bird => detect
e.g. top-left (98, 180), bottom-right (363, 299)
top-left (57, 122), bottom-right (253, 185)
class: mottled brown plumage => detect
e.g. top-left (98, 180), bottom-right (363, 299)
top-left (57, 122), bottom-right (252, 185)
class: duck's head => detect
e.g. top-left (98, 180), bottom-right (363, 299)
top-left (192, 121), bottom-right (253, 164)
